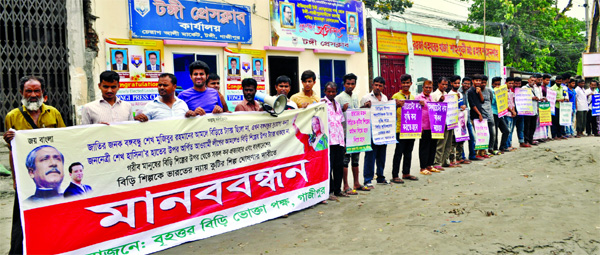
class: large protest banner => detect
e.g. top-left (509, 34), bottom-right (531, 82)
top-left (454, 110), bottom-right (470, 142)
top-left (427, 102), bottom-right (447, 139)
top-left (11, 105), bottom-right (329, 254)
top-left (559, 102), bottom-right (573, 126)
top-left (473, 119), bottom-right (489, 150)
top-left (494, 84), bottom-right (509, 117)
top-left (515, 87), bottom-right (535, 116)
top-left (592, 94), bottom-right (600, 116)
top-left (538, 102), bottom-right (552, 127)
top-left (269, 0), bottom-right (365, 52)
top-left (399, 100), bottom-right (422, 139)
top-left (546, 89), bottom-right (557, 115)
top-left (371, 102), bottom-right (397, 145)
top-left (444, 94), bottom-right (459, 129)
top-left (105, 38), bottom-right (164, 114)
top-left (224, 48), bottom-right (267, 111)
top-left (345, 109), bottom-right (372, 153)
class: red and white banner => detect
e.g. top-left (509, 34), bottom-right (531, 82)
top-left (11, 104), bottom-right (330, 254)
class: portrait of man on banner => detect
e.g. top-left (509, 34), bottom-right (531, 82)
top-left (228, 56), bottom-right (240, 76)
top-left (280, 2), bottom-right (295, 28)
top-left (145, 50), bottom-right (161, 72)
top-left (110, 48), bottom-right (129, 72)
top-left (252, 58), bottom-right (264, 77)
top-left (346, 12), bottom-right (358, 35)
top-left (25, 145), bottom-right (65, 202)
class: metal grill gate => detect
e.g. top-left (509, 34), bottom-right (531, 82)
top-left (0, 0), bottom-right (73, 131)
top-left (431, 58), bottom-right (456, 90)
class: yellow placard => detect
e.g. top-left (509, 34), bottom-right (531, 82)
top-left (376, 30), bottom-right (408, 54)
top-left (412, 34), bottom-right (501, 62)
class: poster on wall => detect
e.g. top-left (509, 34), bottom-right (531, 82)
top-left (128, 0), bottom-right (252, 44)
top-left (269, 0), bottom-right (365, 52)
top-left (224, 48), bottom-right (267, 111)
top-left (105, 38), bottom-right (164, 114)
top-left (11, 105), bottom-right (329, 255)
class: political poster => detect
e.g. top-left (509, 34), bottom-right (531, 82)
top-left (128, 0), bottom-right (252, 44)
top-left (427, 102), bottom-right (447, 139)
top-left (345, 109), bottom-right (372, 153)
top-left (399, 100), bottom-right (422, 139)
top-left (371, 102), bottom-right (397, 145)
top-left (546, 89), bottom-right (557, 115)
top-left (473, 119), bottom-right (489, 150)
top-left (559, 102), bottom-right (573, 126)
top-left (538, 102), bottom-right (552, 127)
top-left (454, 110), bottom-right (470, 142)
top-left (444, 94), bottom-right (459, 129)
top-left (592, 94), bottom-right (600, 116)
top-left (11, 105), bottom-right (329, 254)
top-left (224, 48), bottom-right (267, 111)
top-left (494, 84), bottom-right (509, 117)
top-left (269, 0), bottom-right (365, 52)
top-left (105, 38), bottom-right (164, 114)
top-left (515, 87), bottom-right (535, 116)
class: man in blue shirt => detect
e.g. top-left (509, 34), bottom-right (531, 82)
top-left (178, 61), bottom-right (224, 115)
top-left (135, 73), bottom-right (196, 121)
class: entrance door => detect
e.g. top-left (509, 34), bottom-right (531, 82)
top-left (267, 56), bottom-right (299, 97)
top-left (379, 55), bottom-right (406, 98)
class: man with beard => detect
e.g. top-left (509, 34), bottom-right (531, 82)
top-left (3, 75), bottom-right (66, 254)
top-left (25, 145), bottom-right (65, 201)
top-left (82, 71), bottom-right (133, 124)
top-left (179, 61), bottom-right (224, 115)
top-left (235, 78), bottom-right (262, 112)
top-left (134, 73), bottom-right (196, 121)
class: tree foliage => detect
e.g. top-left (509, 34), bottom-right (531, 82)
top-left (451, 0), bottom-right (585, 74)
top-left (363, 0), bottom-right (413, 19)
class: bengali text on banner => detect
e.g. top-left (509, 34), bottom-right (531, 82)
top-left (515, 87), bottom-right (535, 116)
top-left (399, 100), bottom-right (422, 139)
top-left (345, 109), bottom-right (372, 153)
top-left (427, 102), bottom-right (447, 139)
top-left (444, 94), bottom-right (459, 129)
top-left (494, 85), bottom-right (509, 117)
top-left (560, 102), bottom-right (573, 126)
top-left (538, 102), bottom-right (552, 127)
top-left (473, 119), bottom-right (489, 150)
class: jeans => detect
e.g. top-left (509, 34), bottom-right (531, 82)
top-left (363, 143), bottom-right (387, 184)
top-left (392, 134), bottom-right (415, 178)
top-left (493, 115), bottom-right (510, 150)
top-left (487, 119), bottom-right (496, 150)
top-left (467, 121), bottom-right (476, 159)
top-left (515, 115), bottom-right (525, 143)
top-left (329, 145), bottom-right (345, 195)
top-left (419, 130), bottom-right (437, 169)
top-left (505, 116), bottom-right (515, 148)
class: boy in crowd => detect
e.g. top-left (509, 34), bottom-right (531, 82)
top-left (235, 78), bottom-right (262, 112)
top-left (513, 77), bottom-right (527, 146)
top-left (566, 78), bottom-right (577, 137)
top-left (586, 80), bottom-right (599, 136)
top-left (467, 74), bottom-right (492, 159)
top-left (390, 74), bottom-right (421, 184)
top-left (521, 76), bottom-right (542, 147)
top-left (291, 70), bottom-right (319, 108)
top-left (432, 77), bottom-right (455, 169)
top-left (491, 77), bottom-right (510, 153)
top-left (417, 80), bottom-right (438, 175)
top-left (550, 75), bottom-right (569, 139)
top-left (361, 77), bottom-right (390, 186)
top-left (448, 75), bottom-right (470, 164)
top-left (82, 71), bottom-right (133, 124)
top-left (575, 79), bottom-right (588, 137)
top-left (206, 73), bottom-right (229, 112)
top-left (335, 73), bottom-right (368, 193)
top-left (540, 74), bottom-right (552, 141)
top-left (275, 75), bottom-right (298, 109)
top-left (504, 77), bottom-right (518, 150)
top-left (322, 82), bottom-right (346, 199)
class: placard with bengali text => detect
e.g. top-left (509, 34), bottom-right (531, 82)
top-left (345, 109), bottom-right (372, 153)
top-left (399, 100), bottom-right (422, 139)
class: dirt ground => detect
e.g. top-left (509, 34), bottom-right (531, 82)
top-left (1, 137), bottom-right (599, 254)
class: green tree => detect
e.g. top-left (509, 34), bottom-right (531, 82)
top-left (451, 0), bottom-right (585, 74)
top-left (363, 0), bottom-right (413, 19)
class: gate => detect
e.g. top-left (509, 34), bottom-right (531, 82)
top-left (0, 0), bottom-right (73, 131)
top-left (432, 58), bottom-right (457, 90)
top-left (379, 55), bottom-right (405, 99)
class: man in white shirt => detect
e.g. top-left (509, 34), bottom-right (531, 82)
top-left (81, 71), bottom-right (133, 124)
top-left (135, 73), bottom-right (196, 122)
top-left (361, 77), bottom-right (389, 187)
top-left (575, 79), bottom-right (589, 137)
top-left (431, 77), bottom-right (456, 169)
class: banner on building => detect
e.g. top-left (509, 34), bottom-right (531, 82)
top-left (345, 109), bottom-right (372, 153)
top-left (592, 94), bottom-right (600, 116)
top-left (376, 29), bottom-right (408, 54)
top-left (515, 87), bottom-right (535, 116)
top-left (494, 85), bottom-right (509, 117)
top-left (12, 105), bottom-right (329, 254)
top-left (224, 48), bottom-right (267, 111)
top-left (454, 110), bottom-right (470, 142)
top-left (105, 38), bottom-right (164, 114)
top-left (560, 102), bottom-right (573, 126)
top-left (371, 102), bottom-right (397, 145)
top-left (546, 89), bottom-right (557, 115)
top-left (411, 34), bottom-right (501, 62)
top-left (538, 102), bottom-right (552, 127)
top-left (128, 0), bottom-right (252, 44)
top-left (269, 0), bottom-right (365, 52)
top-left (473, 119), bottom-right (489, 150)
top-left (399, 100), bottom-right (422, 139)
top-left (444, 94), bottom-right (459, 129)
top-left (427, 102), bottom-right (447, 139)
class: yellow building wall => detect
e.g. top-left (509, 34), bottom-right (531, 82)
top-left (91, 0), bottom-right (369, 102)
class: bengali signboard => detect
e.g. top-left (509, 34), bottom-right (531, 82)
top-left (12, 106), bottom-right (329, 254)
top-left (473, 119), bottom-right (489, 150)
top-left (546, 89), bottom-right (557, 115)
top-left (444, 94), bottom-right (459, 129)
top-left (376, 29), bottom-right (408, 54)
top-left (592, 94), bottom-right (600, 116)
top-left (538, 102), bottom-right (552, 127)
top-left (345, 109), bottom-right (372, 153)
top-left (454, 110), bottom-right (470, 142)
top-left (269, 0), bottom-right (365, 52)
top-left (427, 102), bottom-right (447, 139)
top-left (515, 87), bottom-right (535, 116)
top-left (128, 0), bottom-right (252, 43)
top-left (105, 38), bottom-right (164, 114)
top-left (412, 34), bottom-right (501, 62)
top-left (560, 102), bottom-right (573, 126)
top-left (399, 100), bottom-right (422, 139)
top-left (494, 85), bottom-right (509, 117)
top-left (224, 48), bottom-right (267, 111)
top-left (371, 102), bottom-right (397, 145)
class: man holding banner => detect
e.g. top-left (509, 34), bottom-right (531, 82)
top-left (467, 74), bottom-right (490, 159)
top-left (550, 75), bottom-right (569, 139)
top-left (391, 74), bottom-right (421, 183)
top-left (361, 77), bottom-right (391, 186)
top-left (432, 77), bottom-right (456, 169)
top-left (491, 77), bottom-right (510, 153)
top-left (179, 61), bottom-right (224, 115)
top-left (417, 80), bottom-right (439, 175)
top-left (586, 80), bottom-right (599, 136)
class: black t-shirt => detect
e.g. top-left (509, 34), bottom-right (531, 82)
top-left (467, 87), bottom-right (487, 120)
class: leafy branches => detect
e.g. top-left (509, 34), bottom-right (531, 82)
top-left (363, 0), bottom-right (413, 19)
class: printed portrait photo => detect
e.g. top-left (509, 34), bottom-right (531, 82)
top-left (252, 58), bottom-right (264, 77)
top-left (228, 56), bottom-right (241, 76)
top-left (110, 48), bottom-right (129, 72)
top-left (346, 12), bottom-right (358, 35)
top-left (145, 50), bottom-right (161, 72)
top-left (280, 2), bottom-right (296, 29)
